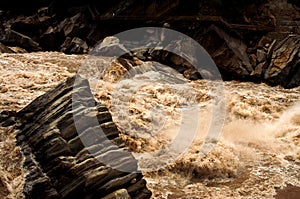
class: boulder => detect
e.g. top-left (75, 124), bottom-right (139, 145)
top-left (264, 35), bottom-right (300, 87)
top-left (60, 37), bottom-right (89, 54)
top-left (58, 13), bottom-right (89, 38)
top-left (97, 33), bottom-right (231, 81)
top-left (10, 15), bottom-right (40, 38)
top-left (39, 26), bottom-right (64, 51)
top-left (0, 29), bottom-right (42, 51)
top-left (1, 76), bottom-right (152, 199)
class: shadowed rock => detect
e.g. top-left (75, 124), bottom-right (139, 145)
top-left (0, 29), bottom-right (42, 51)
top-left (0, 0), bottom-right (300, 87)
top-left (0, 42), bottom-right (15, 53)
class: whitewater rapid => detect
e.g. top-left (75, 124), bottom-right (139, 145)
top-left (0, 52), bottom-right (299, 198)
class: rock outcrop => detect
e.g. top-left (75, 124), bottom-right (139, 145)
top-left (0, 0), bottom-right (299, 88)
top-left (0, 29), bottom-right (42, 51)
top-left (1, 76), bottom-right (151, 199)
top-left (264, 35), bottom-right (300, 88)
top-left (200, 25), bottom-right (253, 80)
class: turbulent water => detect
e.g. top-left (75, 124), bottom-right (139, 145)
top-left (0, 52), bottom-right (299, 198)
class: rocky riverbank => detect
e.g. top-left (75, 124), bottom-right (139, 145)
top-left (0, 0), bottom-right (299, 88)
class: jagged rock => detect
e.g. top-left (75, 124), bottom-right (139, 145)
top-left (0, 29), bottom-right (42, 51)
top-left (58, 13), bottom-right (88, 38)
top-left (7, 76), bottom-right (152, 199)
top-left (200, 25), bottom-right (253, 80)
top-left (60, 37), bottom-right (89, 54)
top-left (0, 0), bottom-right (299, 87)
top-left (0, 110), bottom-right (16, 120)
top-left (40, 26), bottom-right (64, 51)
top-left (94, 36), bottom-right (131, 57)
top-left (162, 39), bottom-right (203, 80)
top-left (264, 35), bottom-right (300, 87)
top-left (122, 39), bottom-right (202, 80)
top-left (4, 9), bottom-right (55, 51)
top-left (10, 15), bottom-right (40, 38)
top-left (37, 7), bottom-right (55, 27)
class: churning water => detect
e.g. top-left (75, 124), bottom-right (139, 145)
top-left (0, 52), bottom-right (299, 198)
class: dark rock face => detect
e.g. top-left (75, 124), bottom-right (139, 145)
top-left (200, 25), bottom-right (253, 80)
top-left (60, 37), bottom-right (89, 54)
top-left (4, 76), bottom-right (151, 199)
top-left (0, 0), bottom-right (299, 88)
top-left (0, 29), bottom-right (42, 51)
top-left (264, 35), bottom-right (300, 88)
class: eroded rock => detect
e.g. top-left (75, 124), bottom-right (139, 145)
top-left (264, 35), bottom-right (300, 87)
top-left (11, 75), bottom-right (151, 199)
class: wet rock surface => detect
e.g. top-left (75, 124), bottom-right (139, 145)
top-left (1, 75), bottom-right (151, 199)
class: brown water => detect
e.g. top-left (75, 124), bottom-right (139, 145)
top-left (0, 52), bottom-right (299, 198)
